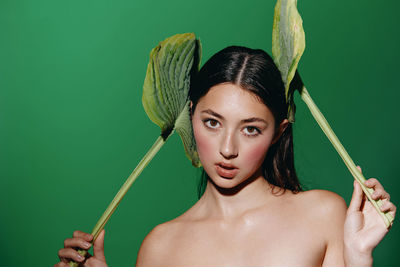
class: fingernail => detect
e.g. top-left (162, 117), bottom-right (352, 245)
top-left (77, 254), bottom-right (84, 261)
top-left (83, 242), bottom-right (91, 248)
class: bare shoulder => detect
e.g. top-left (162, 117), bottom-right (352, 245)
top-left (135, 202), bottom-right (203, 266)
top-left (292, 189), bottom-right (348, 238)
top-left (282, 189), bottom-right (348, 231)
top-left (295, 189), bottom-right (347, 214)
top-left (292, 190), bottom-right (349, 265)
top-left (136, 220), bottom-right (181, 267)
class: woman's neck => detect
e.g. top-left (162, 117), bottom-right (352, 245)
top-left (198, 173), bottom-right (276, 220)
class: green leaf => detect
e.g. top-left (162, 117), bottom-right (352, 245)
top-left (142, 33), bottom-right (202, 167)
top-left (69, 33), bottom-right (203, 267)
top-left (272, 0), bottom-right (305, 122)
top-left (271, 1), bottom-right (394, 227)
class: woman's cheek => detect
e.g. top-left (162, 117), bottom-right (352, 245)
top-left (242, 140), bottom-right (271, 168)
top-left (193, 122), bottom-right (215, 164)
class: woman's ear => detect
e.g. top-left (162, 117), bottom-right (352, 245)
top-left (272, 119), bottom-right (289, 144)
top-left (189, 101), bottom-right (193, 115)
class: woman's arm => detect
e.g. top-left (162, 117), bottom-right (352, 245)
top-left (344, 167), bottom-right (396, 267)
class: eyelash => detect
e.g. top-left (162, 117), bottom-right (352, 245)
top-left (243, 126), bottom-right (261, 137)
top-left (203, 119), bottom-right (220, 129)
top-left (202, 119), bottom-right (262, 137)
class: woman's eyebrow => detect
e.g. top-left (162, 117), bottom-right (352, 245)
top-left (201, 109), bottom-right (224, 119)
top-left (241, 117), bottom-right (268, 124)
top-left (201, 109), bottom-right (267, 124)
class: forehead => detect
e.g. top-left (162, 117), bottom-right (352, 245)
top-left (196, 83), bottom-right (275, 122)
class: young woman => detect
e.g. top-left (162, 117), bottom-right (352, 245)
top-left (55, 46), bottom-right (396, 267)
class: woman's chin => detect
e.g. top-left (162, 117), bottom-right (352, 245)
top-left (207, 173), bottom-right (259, 195)
top-left (213, 176), bottom-right (241, 188)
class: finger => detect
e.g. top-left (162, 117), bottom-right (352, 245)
top-left (380, 201), bottom-right (395, 212)
top-left (371, 188), bottom-right (390, 201)
top-left (380, 200), bottom-right (397, 215)
top-left (348, 180), bottom-right (364, 212)
top-left (365, 178), bottom-right (390, 200)
top-left (73, 230), bottom-right (93, 242)
top-left (93, 229), bottom-right (106, 262)
top-left (64, 237), bottom-right (92, 250)
top-left (364, 178), bottom-right (383, 190)
top-left (391, 204), bottom-right (397, 219)
top-left (356, 165), bottom-right (362, 173)
top-left (58, 248), bottom-right (85, 263)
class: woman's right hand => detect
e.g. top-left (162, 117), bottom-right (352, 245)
top-left (54, 229), bottom-right (107, 267)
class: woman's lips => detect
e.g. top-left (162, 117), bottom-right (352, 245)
top-left (215, 163), bottom-right (238, 178)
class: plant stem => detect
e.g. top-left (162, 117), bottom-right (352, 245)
top-left (69, 134), bottom-right (168, 267)
top-left (300, 86), bottom-right (394, 228)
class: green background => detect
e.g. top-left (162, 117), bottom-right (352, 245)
top-left (1, 0), bottom-right (399, 266)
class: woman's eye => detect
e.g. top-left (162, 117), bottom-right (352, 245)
top-left (204, 119), bottom-right (220, 129)
top-left (243, 126), bottom-right (260, 136)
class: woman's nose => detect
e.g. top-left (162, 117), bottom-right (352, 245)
top-left (219, 131), bottom-right (238, 159)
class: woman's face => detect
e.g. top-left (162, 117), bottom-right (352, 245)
top-left (192, 83), bottom-right (288, 189)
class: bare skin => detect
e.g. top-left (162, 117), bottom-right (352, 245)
top-left (137, 182), bottom-right (345, 266)
top-left (55, 83), bottom-right (396, 267)
top-left (136, 169), bottom-right (394, 267)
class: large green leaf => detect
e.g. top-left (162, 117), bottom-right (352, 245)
top-left (272, 0), bottom-right (305, 122)
top-left (142, 33), bottom-right (201, 167)
top-left (70, 33), bottom-right (203, 267)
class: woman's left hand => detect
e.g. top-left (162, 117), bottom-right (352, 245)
top-left (344, 166), bottom-right (396, 265)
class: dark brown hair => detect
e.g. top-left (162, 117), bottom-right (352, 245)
top-left (189, 46), bottom-right (302, 197)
